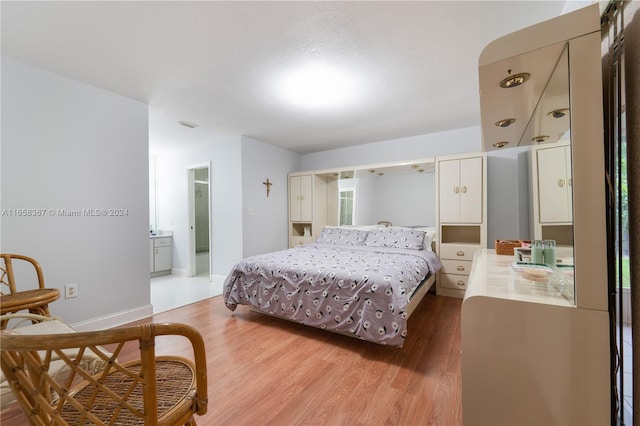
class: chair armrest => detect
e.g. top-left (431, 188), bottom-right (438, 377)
top-left (1, 322), bottom-right (208, 416)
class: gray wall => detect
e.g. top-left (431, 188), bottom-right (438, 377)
top-left (1, 56), bottom-right (150, 326)
top-left (241, 136), bottom-right (301, 258)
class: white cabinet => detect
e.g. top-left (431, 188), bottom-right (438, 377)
top-left (436, 153), bottom-right (487, 298)
top-left (535, 144), bottom-right (572, 223)
top-left (288, 172), bottom-right (329, 248)
top-left (438, 156), bottom-right (483, 224)
top-left (289, 174), bottom-right (313, 222)
top-left (530, 142), bottom-right (574, 244)
top-left (150, 236), bottom-right (172, 276)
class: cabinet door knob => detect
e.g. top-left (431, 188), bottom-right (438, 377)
top-left (558, 178), bottom-right (565, 187)
top-left (568, 178), bottom-right (572, 187)
top-left (457, 266), bottom-right (465, 271)
top-left (456, 250), bottom-right (465, 256)
top-left (456, 280), bottom-right (465, 286)
top-left (461, 186), bottom-right (467, 194)
top-left (453, 186), bottom-right (460, 194)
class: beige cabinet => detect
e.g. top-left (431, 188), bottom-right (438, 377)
top-left (288, 172), bottom-right (329, 248)
top-left (438, 156), bottom-right (483, 224)
top-left (530, 142), bottom-right (574, 244)
top-left (535, 144), bottom-right (572, 223)
top-left (289, 174), bottom-right (313, 223)
top-left (436, 153), bottom-right (487, 298)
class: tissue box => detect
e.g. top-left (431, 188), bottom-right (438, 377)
top-left (495, 240), bottom-right (528, 255)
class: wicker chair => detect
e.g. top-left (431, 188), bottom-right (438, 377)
top-left (1, 322), bottom-right (208, 425)
top-left (0, 254), bottom-right (60, 328)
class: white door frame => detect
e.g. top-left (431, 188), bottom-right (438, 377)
top-left (187, 162), bottom-right (212, 279)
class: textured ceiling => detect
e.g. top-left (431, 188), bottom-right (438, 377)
top-left (1, 1), bottom-right (581, 154)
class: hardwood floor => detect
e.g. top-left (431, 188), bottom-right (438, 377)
top-left (1, 292), bottom-right (463, 425)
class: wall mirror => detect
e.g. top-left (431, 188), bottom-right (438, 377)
top-left (315, 158), bottom-right (436, 229)
top-left (479, 40), bottom-right (574, 283)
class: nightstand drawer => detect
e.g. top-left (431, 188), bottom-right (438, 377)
top-left (439, 273), bottom-right (469, 290)
top-left (289, 236), bottom-right (313, 247)
top-left (441, 259), bottom-right (473, 276)
top-left (439, 243), bottom-right (480, 261)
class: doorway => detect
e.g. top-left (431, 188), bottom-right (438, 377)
top-left (187, 163), bottom-right (211, 278)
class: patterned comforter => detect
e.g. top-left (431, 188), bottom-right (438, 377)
top-left (223, 243), bottom-right (442, 347)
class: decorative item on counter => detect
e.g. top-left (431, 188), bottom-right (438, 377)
top-left (495, 240), bottom-right (530, 255)
top-left (543, 239), bottom-right (557, 266)
top-left (531, 240), bottom-right (545, 264)
top-left (514, 247), bottom-right (532, 262)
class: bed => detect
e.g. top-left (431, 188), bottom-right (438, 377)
top-left (223, 226), bottom-right (441, 347)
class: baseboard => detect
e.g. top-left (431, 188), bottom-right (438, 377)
top-left (70, 304), bottom-right (154, 331)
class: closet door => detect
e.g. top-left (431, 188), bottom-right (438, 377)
top-left (289, 174), bottom-right (313, 222)
top-left (537, 146), bottom-right (571, 223)
top-left (459, 156), bottom-right (483, 223)
top-left (299, 174), bottom-right (313, 222)
top-left (438, 159), bottom-right (461, 223)
top-left (289, 175), bottom-right (302, 222)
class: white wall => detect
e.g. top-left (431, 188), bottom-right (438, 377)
top-left (1, 56), bottom-right (150, 326)
top-left (154, 136), bottom-right (243, 277)
top-left (241, 136), bottom-right (300, 258)
top-left (301, 126), bottom-right (481, 170)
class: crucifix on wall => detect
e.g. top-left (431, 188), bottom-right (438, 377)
top-left (263, 178), bottom-right (273, 197)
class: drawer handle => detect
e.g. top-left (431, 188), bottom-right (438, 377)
top-left (456, 280), bottom-right (465, 287)
top-left (456, 266), bottom-right (465, 271)
top-left (456, 251), bottom-right (465, 256)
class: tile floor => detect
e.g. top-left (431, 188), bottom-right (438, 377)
top-left (150, 272), bottom-right (226, 314)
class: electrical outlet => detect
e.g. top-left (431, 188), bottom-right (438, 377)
top-left (65, 283), bottom-right (78, 299)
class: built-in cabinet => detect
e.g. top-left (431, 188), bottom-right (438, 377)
top-left (436, 153), bottom-right (487, 298)
top-left (288, 172), bottom-right (330, 248)
top-left (289, 174), bottom-right (313, 223)
top-left (530, 141), bottom-right (574, 244)
top-left (438, 156), bottom-right (483, 223)
top-left (150, 235), bottom-right (172, 277)
top-left (464, 5), bottom-right (609, 425)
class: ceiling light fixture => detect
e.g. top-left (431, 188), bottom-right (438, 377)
top-left (499, 72), bottom-right (530, 89)
top-left (495, 118), bottom-right (516, 127)
top-left (548, 108), bottom-right (569, 118)
top-left (493, 141), bottom-right (509, 148)
top-left (532, 135), bottom-right (550, 143)
top-left (275, 61), bottom-right (361, 111)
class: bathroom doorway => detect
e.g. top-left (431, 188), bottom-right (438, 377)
top-left (187, 162), bottom-right (211, 278)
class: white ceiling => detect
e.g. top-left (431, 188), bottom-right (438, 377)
top-left (1, 1), bottom-right (585, 154)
